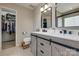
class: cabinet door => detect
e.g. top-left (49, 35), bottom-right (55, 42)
top-left (53, 43), bottom-right (79, 56)
top-left (51, 42), bottom-right (68, 56)
top-left (51, 43), bottom-right (61, 56)
top-left (31, 35), bottom-right (37, 56)
top-left (51, 42), bottom-right (79, 56)
top-left (65, 48), bottom-right (79, 56)
top-left (37, 38), bottom-right (51, 56)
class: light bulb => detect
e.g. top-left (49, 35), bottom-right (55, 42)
top-left (48, 8), bottom-right (51, 11)
top-left (45, 4), bottom-right (48, 9)
top-left (44, 10), bottom-right (47, 12)
top-left (70, 8), bottom-right (73, 10)
top-left (40, 8), bottom-right (43, 11)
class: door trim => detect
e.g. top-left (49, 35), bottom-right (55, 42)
top-left (0, 7), bottom-right (17, 51)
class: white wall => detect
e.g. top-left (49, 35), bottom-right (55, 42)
top-left (33, 6), bottom-right (41, 31)
top-left (0, 4), bottom-right (34, 50)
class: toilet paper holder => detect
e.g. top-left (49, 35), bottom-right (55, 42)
top-left (22, 32), bottom-right (27, 35)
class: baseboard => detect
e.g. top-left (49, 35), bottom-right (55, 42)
top-left (2, 40), bottom-right (15, 42)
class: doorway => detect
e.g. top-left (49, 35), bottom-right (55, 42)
top-left (1, 8), bottom-right (16, 49)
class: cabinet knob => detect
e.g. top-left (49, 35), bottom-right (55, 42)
top-left (40, 43), bottom-right (44, 46)
top-left (40, 50), bottom-right (44, 54)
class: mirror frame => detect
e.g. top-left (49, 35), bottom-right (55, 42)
top-left (41, 4), bottom-right (52, 28)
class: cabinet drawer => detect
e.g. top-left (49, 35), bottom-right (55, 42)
top-left (38, 38), bottom-right (50, 50)
top-left (38, 46), bottom-right (51, 56)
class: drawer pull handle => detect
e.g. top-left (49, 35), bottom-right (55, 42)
top-left (40, 50), bottom-right (44, 54)
top-left (40, 43), bottom-right (44, 46)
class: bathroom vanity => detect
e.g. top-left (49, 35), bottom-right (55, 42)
top-left (31, 32), bottom-right (79, 56)
top-left (31, 3), bottom-right (79, 56)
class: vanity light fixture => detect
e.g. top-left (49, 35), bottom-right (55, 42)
top-left (40, 3), bottom-right (49, 12)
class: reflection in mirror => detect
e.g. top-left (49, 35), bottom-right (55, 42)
top-left (56, 3), bottom-right (79, 29)
top-left (41, 4), bottom-right (52, 28)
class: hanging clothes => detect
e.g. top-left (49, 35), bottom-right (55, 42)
top-left (12, 21), bottom-right (15, 33)
top-left (8, 21), bottom-right (12, 35)
top-left (4, 21), bottom-right (9, 32)
top-left (5, 23), bottom-right (7, 31)
top-left (7, 21), bottom-right (9, 32)
top-left (2, 21), bottom-right (5, 31)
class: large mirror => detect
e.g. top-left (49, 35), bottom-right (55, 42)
top-left (56, 3), bottom-right (79, 29)
top-left (40, 4), bottom-right (52, 28)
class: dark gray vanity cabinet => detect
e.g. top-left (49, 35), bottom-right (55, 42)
top-left (37, 37), bottom-right (51, 56)
top-left (31, 35), bottom-right (37, 56)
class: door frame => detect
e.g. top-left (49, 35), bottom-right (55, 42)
top-left (0, 7), bottom-right (17, 51)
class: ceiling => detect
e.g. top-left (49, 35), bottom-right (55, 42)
top-left (16, 3), bottom-right (79, 12)
top-left (16, 3), bottom-right (79, 13)
top-left (57, 3), bottom-right (79, 13)
top-left (16, 3), bottom-right (41, 10)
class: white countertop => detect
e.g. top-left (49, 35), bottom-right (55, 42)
top-left (32, 32), bottom-right (79, 41)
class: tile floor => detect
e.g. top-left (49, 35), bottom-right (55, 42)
top-left (0, 46), bottom-right (33, 56)
top-left (2, 32), bottom-right (15, 42)
top-left (2, 40), bottom-right (15, 49)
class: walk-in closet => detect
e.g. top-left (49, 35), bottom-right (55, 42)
top-left (1, 8), bottom-right (16, 49)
